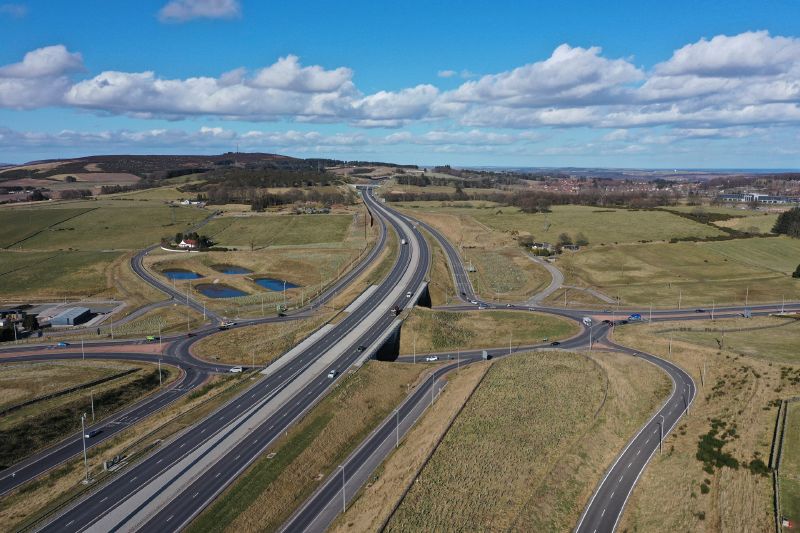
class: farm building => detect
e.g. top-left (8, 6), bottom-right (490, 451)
top-left (50, 307), bottom-right (92, 326)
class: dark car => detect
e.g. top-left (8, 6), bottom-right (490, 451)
top-left (695, 309), bottom-right (705, 313)
top-left (357, 345), bottom-right (367, 352)
top-left (620, 320), bottom-right (629, 325)
top-left (550, 341), bottom-right (561, 346)
top-left (602, 319), bottom-right (611, 324)
top-left (186, 332), bottom-right (196, 337)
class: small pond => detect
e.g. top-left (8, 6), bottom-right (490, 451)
top-left (211, 264), bottom-right (252, 275)
top-left (163, 269), bottom-right (203, 280)
top-left (254, 278), bottom-right (301, 291)
top-left (195, 283), bottom-right (248, 298)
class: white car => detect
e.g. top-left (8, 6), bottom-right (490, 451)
top-left (327, 369), bottom-right (338, 379)
top-left (425, 356), bottom-right (439, 362)
top-left (406, 291), bottom-right (412, 298)
top-left (229, 366), bottom-right (243, 373)
top-left (478, 305), bottom-right (487, 310)
top-left (469, 300), bottom-right (478, 305)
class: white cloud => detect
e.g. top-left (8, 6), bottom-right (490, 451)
top-left (0, 45), bottom-right (83, 79)
top-left (158, 0), bottom-right (240, 23)
top-left (0, 3), bottom-right (27, 18)
top-left (447, 44), bottom-right (643, 107)
top-left (437, 70), bottom-right (457, 78)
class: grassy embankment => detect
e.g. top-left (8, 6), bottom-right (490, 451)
top-left (383, 351), bottom-right (669, 531)
top-left (0, 361), bottom-right (174, 469)
top-left (612, 316), bottom-right (800, 531)
top-left (187, 361), bottom-right (429, 533)
top-left (398, 308), bottom-right (578, 355)
top-left (782, 402), bottom-right (800, 529)
top-left (1, 371), bottom-right (251, 530)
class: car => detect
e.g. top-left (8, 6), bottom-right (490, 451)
top-left (186, 332), bottom-right (196, 337)
top-left (478, 305), bottom-right (487, 310)
top-left (229, 366), bottom-right (243, 373)
top-left (506, 303), bottom-right (512, 308)
top-left (695, 309), bottom-right (705, 313)
top-left (425, 356), bottom-right (439, 362)
top-left (145, 335), bottom-right (158, 342)
top-left (56, 341), bottom-right (70, 347)
top-left (357, 345), bottom-right (367, 352)
top-left (405, 291), bottom-right (412, 298)
top-left (84, 429), bottom-right (101, 439)
top-left (620, 320), bottom-right (629, 325)
top-left (602, 319), bottom-right (611, 324)
top-left (632, 352), bottom-right (638, 357)
top-left (327, 369), bottom-right (338, 379)
top-left (469, 300), bottom-right (478, 305)
top-left (550, 341), bottom-right (561, 346)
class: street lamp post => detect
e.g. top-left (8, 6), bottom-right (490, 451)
top-left (80, 413), bottom-right (89, 483)
top-left (158, 358), bottom-right (162, 386)
top-left (81, 338), bottom-right (85, 360)
top-left (659, 414), bottom-right (664, 456)
top-left (394, 409), bottom-right (400, 448)
top-left (338, 465), bottom-right (346, 513)
top-left (90, 391), bottom-right (95, 422)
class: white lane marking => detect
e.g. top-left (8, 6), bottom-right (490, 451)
top-left (130, 476), bottom-right (138, 483)
top-left (66, 520), bottom-right (75, 527)
top-left (619, 475), bottom-right (624, 482)
top-left (601, 508), bottom-right (606, 517)
top-left (100, 497), bottom-right (108, 503)
top-left (193, 492), bottom-right (199, 499)
top-left (156, 459), bottom-right (163, 464)
top-left (235, 455), bottom-right (240, 460)
top-left (166, 515), bottom-right (173, 522)
top-left (215, 472), bottom-right (221, 478)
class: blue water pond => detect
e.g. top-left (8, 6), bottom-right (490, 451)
top-left (163, 269), bottom-right (202, 280)
top-left (195, 283), bottom-right (248, 298)
top-left (254, 278), bottom-right (301, 291)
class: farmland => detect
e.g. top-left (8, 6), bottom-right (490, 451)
top-left (188, 361), bottom-right (429, 533)
top-left (781, 402), bottom-right (800, 530)
top-left (202, 213), bottom-right (353, 248)
top-left (398, 309), bottom-right (578, 354)
top-left (612, 318), bottom-right (800, 532)
top-left (385, 351), bottom-right (669, 531)
top-left (553, 237), bottom-right (800, 306)
top-left (396, 203), bottom-right (725, 245)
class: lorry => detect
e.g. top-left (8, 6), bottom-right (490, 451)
top-left (582, 316), bottom-right (593, 327)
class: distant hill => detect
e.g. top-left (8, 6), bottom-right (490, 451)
top-left (0, 152), bottom-right (296, 182)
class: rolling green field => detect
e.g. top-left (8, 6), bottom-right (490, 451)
top-left (13, 205), bottom-right (206, 250)
top-left (0, 208), bottom-right (91, 248)
top-left (0, 250), bottom-right (122, 299)
top-left (556, 237), bottom-right (800, 306)
top-left (202, 214), bottom-right (353, 247)
top-left (714, 212), bottom-right (779, 234)
top-left (396, 203), bottom-right (724, 245)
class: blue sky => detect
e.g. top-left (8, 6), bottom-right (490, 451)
top-left (1, 0), bottom-right (800, 168)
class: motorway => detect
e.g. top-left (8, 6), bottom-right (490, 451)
top-left (3, 186), bottom-right (800, 532)
top-left (279, 204), bottom-right (800, 533)
top-left (0, 193), bottom-right (389, 498)
top-left (32, 187), bottom-right (431, 532)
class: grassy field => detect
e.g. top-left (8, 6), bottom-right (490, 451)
top-left (423, 229), bottom-right (457, 306)
top-left (100, 305), bottom-right (206, 338)
top-left (0, 250), bottom-right (123, 299)
top-left (330, 361), bottom-right (492, 532)
top-left (5, 205), bottom-right (206, 251)
top-left (0, 360), bottom-right (131, 411)
top-left (781, 402), bottom-right (800, 530)
top-left (188, 361), bottom-right (429, 533)
top-left (555, 237), bottom-right (800, 307)
top-left (612, 319), bottom-right (800, 532)
top-left (714, 212), bottom-right (779, 233)
top-left (398, 309), bottom-right (578, 354)
top-left (192, 315), bottom-right (330, 366)
top-left (0, 362), bottom-right (172, 469)
top-left (385, 351), bottom-right (669, 531)
top-left (0, 207), bottom-right (91, 248)
top-left (662, 316), bottom-right (800, 363)
top-left (395, 203), bottom-right (725, 245)
top-left (202, 214), bottom-right (353, 248)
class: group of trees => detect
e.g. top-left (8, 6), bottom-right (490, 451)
top-left (773, 207), bottom-right (800, 238)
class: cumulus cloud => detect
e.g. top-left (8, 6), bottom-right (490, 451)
top-left (0, 45), bottom-right (83, 109)
top-left (158, 0), bottom-right (240, 22)
top-left (3, 31), bottom-right (800, 137)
